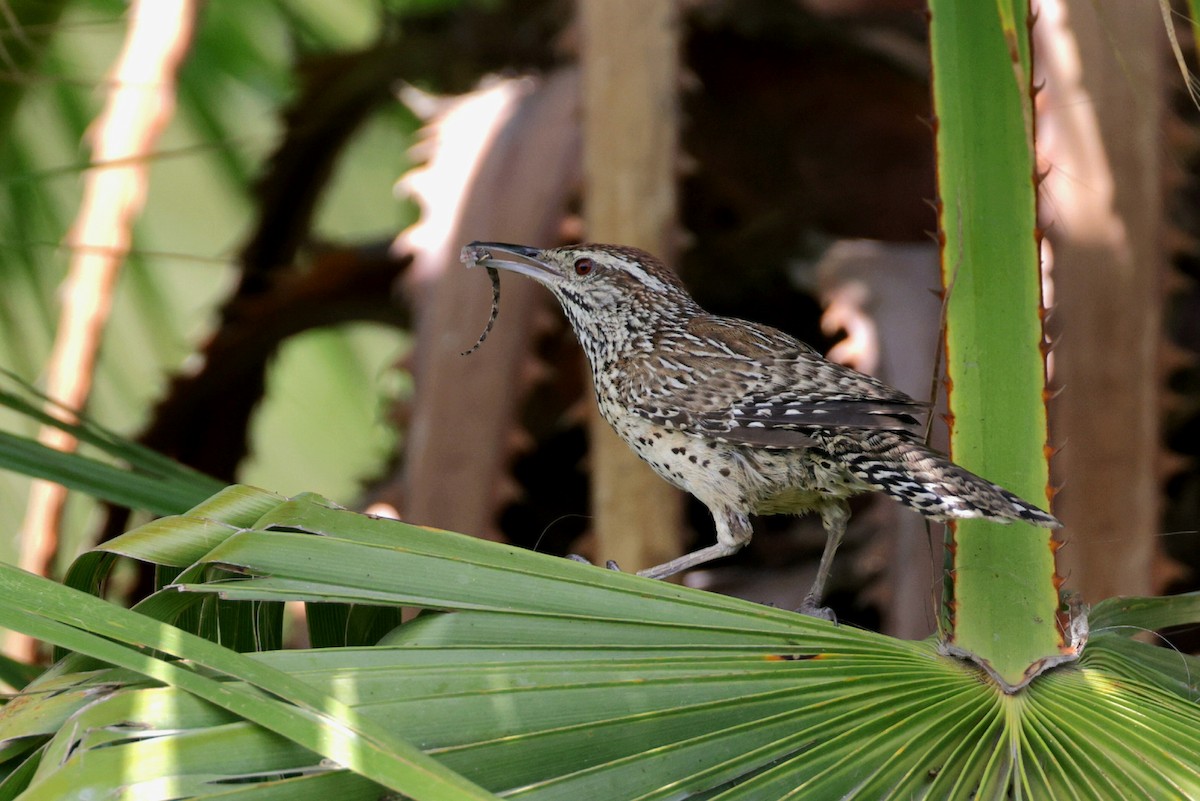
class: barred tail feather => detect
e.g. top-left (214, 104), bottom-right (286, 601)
top-left (826, 432), bottom-right (1062, 528)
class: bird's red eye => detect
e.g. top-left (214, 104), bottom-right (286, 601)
top-left (574, 258), bottom-right (595, 276)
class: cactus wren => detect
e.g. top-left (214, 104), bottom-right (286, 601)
top-left (461, 242), bottom-right (1061, 613)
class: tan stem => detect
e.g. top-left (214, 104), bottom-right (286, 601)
top-left (579, 0), bottom-right (684, 571)
top-left (13, 0), bottom-right (196, 663)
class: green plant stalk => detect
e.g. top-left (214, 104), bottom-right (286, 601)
top-left (929, 0), bottom-right (1061, 686)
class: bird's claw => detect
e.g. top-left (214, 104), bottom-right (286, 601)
top-left (565, 554), bottom-right (624, 572)
top-left (797, 596), bottom-right (838, 624)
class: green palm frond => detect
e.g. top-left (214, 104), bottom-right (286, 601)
top-left (1, 488), bottom-right (1197, 800)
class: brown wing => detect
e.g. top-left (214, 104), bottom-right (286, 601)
top-left (624, 315), bottom-right (928, 449)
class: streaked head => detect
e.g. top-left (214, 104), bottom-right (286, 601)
top-left (461, 242), bottom-right (695, 330)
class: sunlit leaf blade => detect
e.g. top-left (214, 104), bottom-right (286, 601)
top-left (1090, 591), bottom-right (1200, 632)
top-left (1082, 633), bottom-right (1200, 701)
top-left (0, 374), bottom-right (224, 516)
top-left (1024, 667), bottom-right (1200, 797)
top-left (1086, 594), bottom-right (1200, 701)
top-left (62, 484), bottom-right (286, 593)
top-left (50, 484), bottom-right (293, 662)
top-left (0, 564), bottom-right (500, 801)
top-left (177, 494), bottom-right (878, 648)
top-left (0, 667), bottom-right (149, 744)
top-left (384, 609), bottom-right (811, 648)
top-left (0, 430), bottom-right (214, 516)
top-left (3, 488), bottom-right (1196, 799)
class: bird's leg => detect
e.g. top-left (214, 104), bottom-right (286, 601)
top-left (637, 509), bottom-right (752, 580)
top-left (636, 543), bottom-right (736, 579)
top-left (799, 498), bottom-right (850, 621)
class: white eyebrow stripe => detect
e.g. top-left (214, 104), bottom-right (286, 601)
top-left (621, 263), bottom-right (670, 292)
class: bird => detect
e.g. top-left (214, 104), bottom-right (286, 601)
top-left (460, 241), bottom-right (1061, 616)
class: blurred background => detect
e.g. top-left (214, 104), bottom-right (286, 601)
top-left (0, 0), bottom-right (1195, 652)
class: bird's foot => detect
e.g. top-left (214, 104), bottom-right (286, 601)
top-left (566, 554), bottom-right (622, 571)
top-left (797, 595), bottom-right (838, 624)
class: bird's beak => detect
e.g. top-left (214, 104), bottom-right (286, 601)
top-left (461, 241), bottom-right (558, 282)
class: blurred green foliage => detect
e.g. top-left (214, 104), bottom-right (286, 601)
top-left (0, 0), bottom-right (426, 569)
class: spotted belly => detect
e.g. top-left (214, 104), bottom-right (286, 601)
top-left (605, 409), bottom-right (867, 516)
